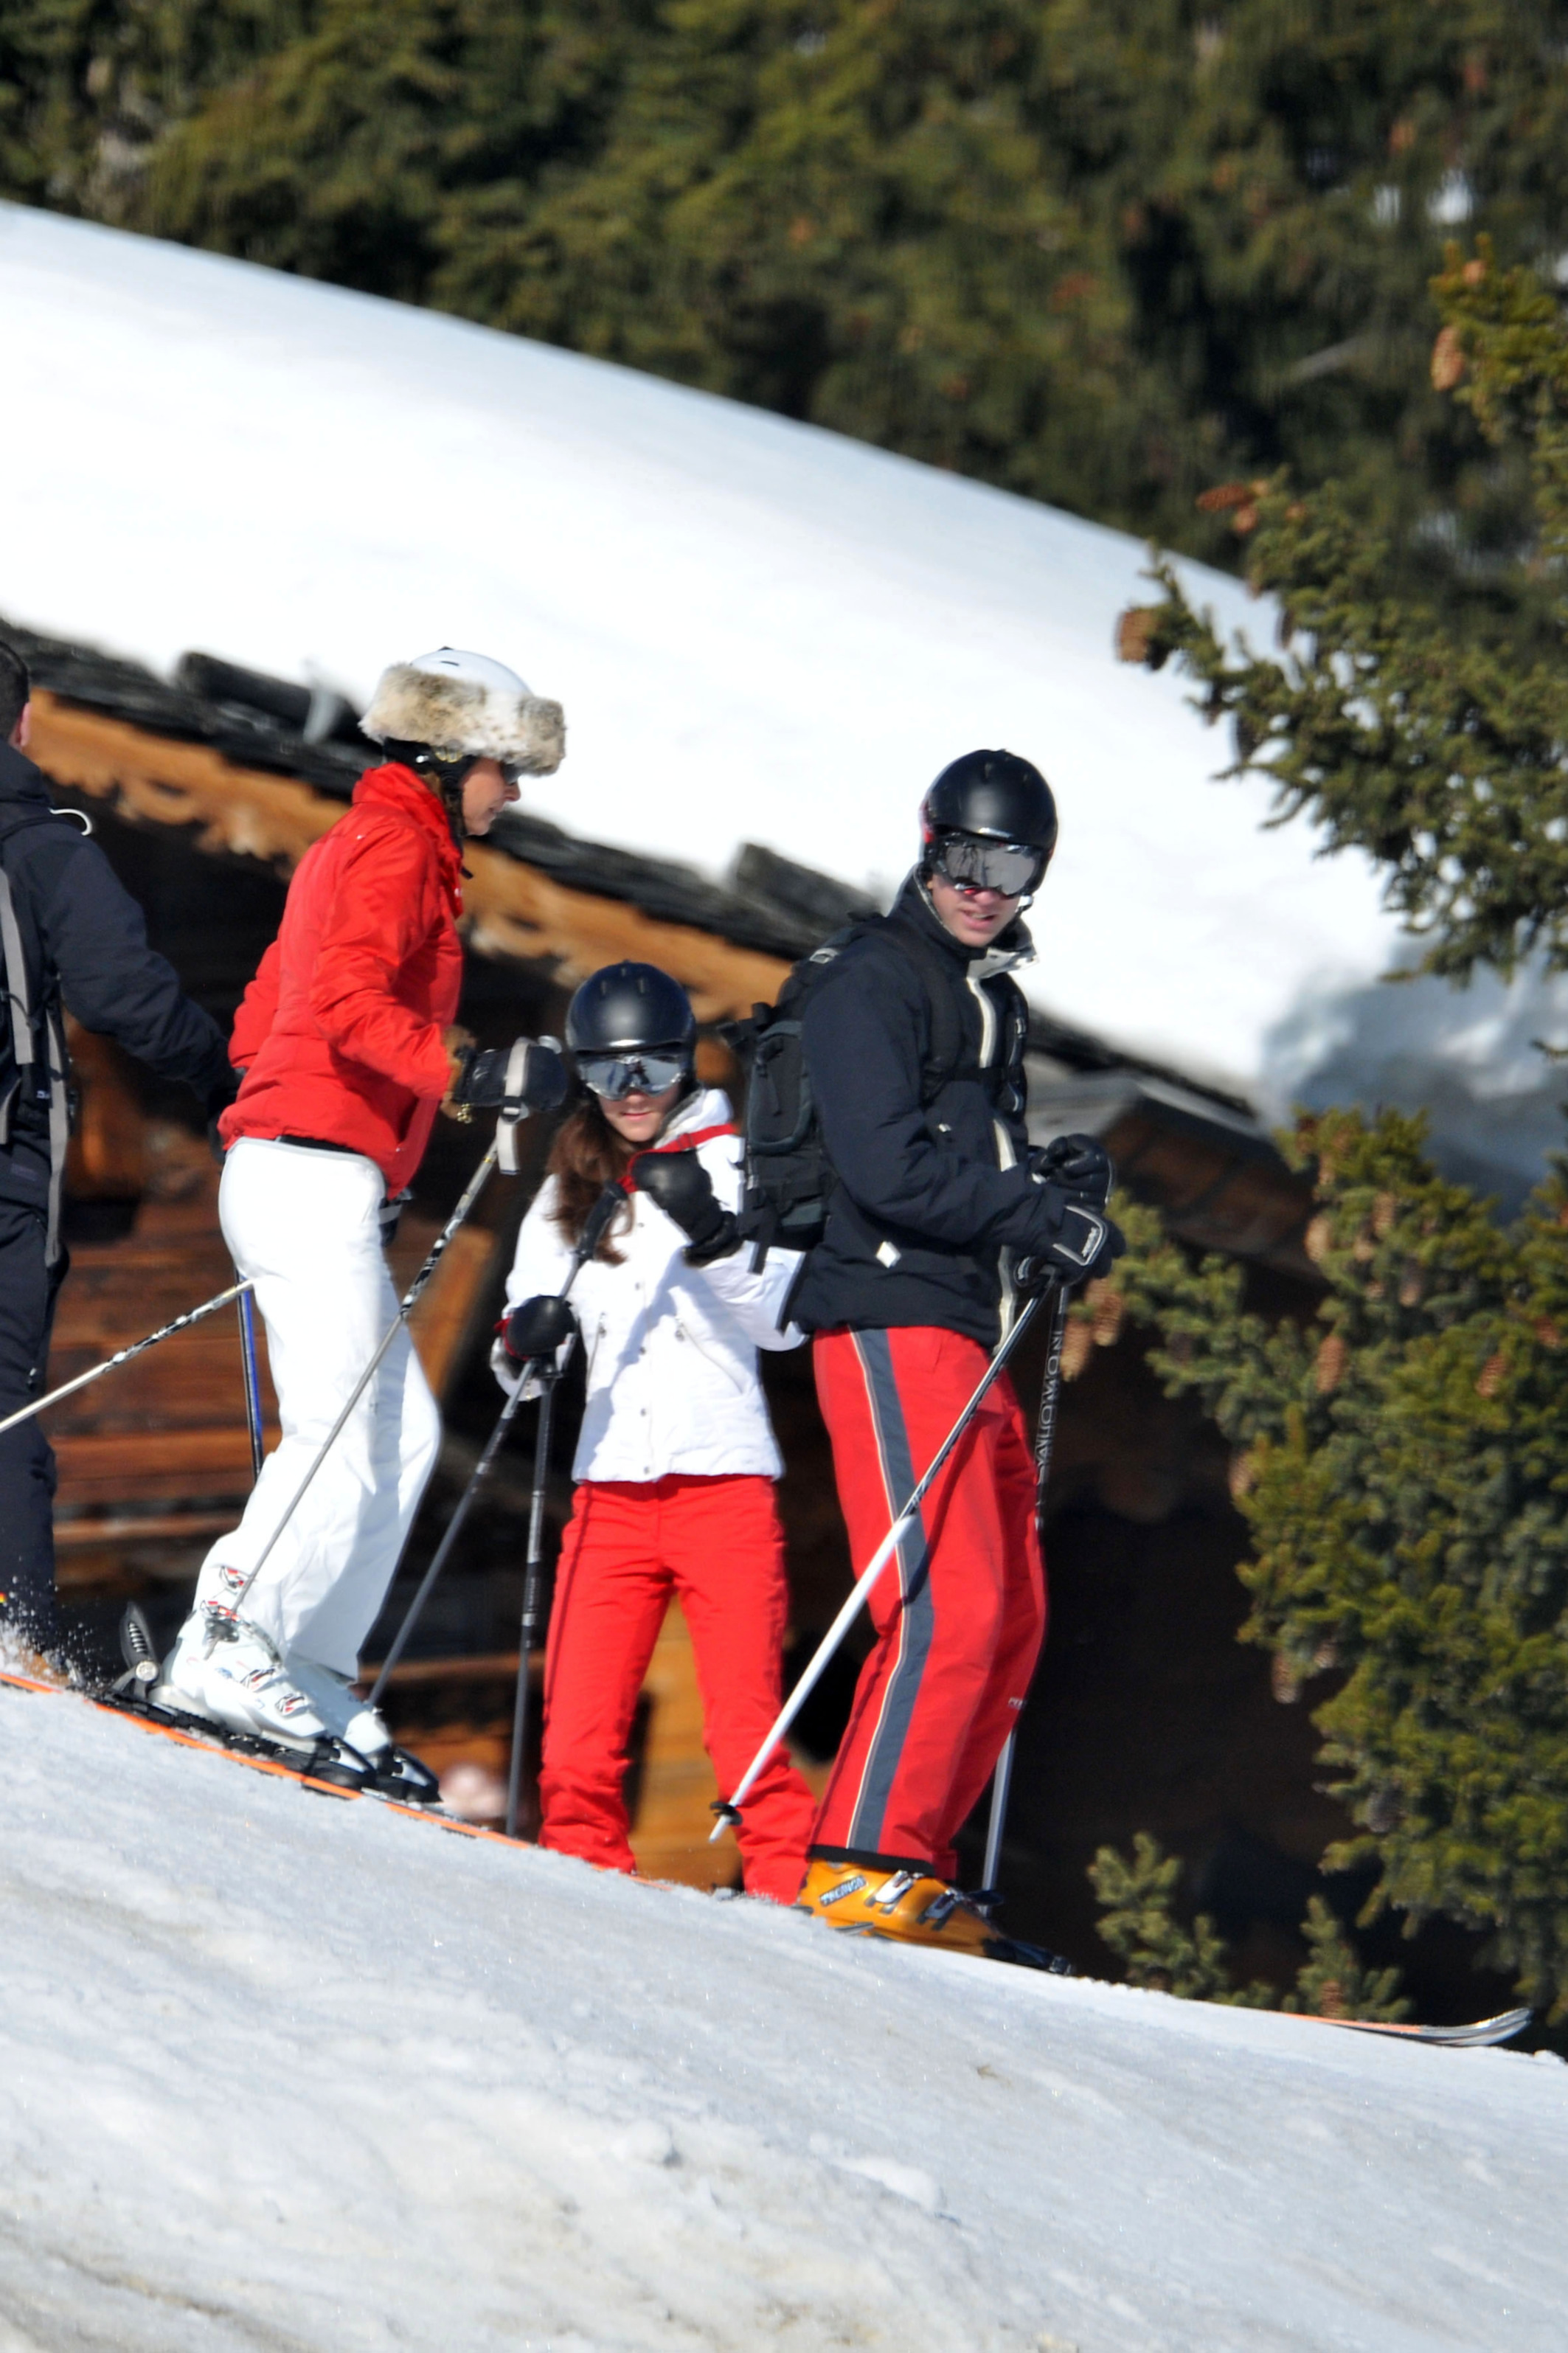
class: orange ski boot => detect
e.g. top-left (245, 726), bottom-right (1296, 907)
top-left (795, 1851), bottom-right (1070, 1973)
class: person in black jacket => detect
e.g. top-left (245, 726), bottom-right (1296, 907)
top-left (790, 748), bottom-right (1122, 1959)
top-left (0, 640), bottom-right (236, 1658)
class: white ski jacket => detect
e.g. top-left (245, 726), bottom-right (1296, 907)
top-left (498, 1088), bottom-right (802, 1483)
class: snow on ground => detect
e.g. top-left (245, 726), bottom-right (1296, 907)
top-left (2, 1678), bottom-right (1564, 2353)
top-left (0, 201), bottom-right (1400, 1099)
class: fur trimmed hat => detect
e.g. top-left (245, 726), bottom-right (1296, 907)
top-left (361, 647), bottom-right (565, 774)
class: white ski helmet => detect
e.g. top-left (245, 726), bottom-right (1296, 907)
top-left (361, 646), bottom-right (565, 774)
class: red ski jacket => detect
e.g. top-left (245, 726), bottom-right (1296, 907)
top-left (220, 762), bottom-right (464, 1191)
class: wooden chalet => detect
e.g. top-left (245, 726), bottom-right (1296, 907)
top-left (11, 615), bottom-right (1340, 1972)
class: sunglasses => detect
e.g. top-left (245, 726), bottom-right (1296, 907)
top-left (576, 1050), bottom-right (690, 1101)
top-left (929, 832), bottom-right (1046, 899)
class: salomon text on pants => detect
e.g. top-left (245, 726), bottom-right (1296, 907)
top-left (539, 1473), bottom-right (816, 1903)
top-left (192, 1139), bottom-right (441, 1675)
top-left (810, 1325), bottom-right (1047, 1879)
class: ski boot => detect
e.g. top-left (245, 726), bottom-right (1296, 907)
top-left (122, 1604), bottom-right (371, 1787)
top-left (282, 1654), bottom-right (442, 1806)
top-left (795, 1850), bottom-right (1072, 1973)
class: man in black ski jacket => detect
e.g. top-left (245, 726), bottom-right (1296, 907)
top-left (791, 748), bottom-right (1122, 1962)
top-left (0, 640), bottom-right (235, 1657)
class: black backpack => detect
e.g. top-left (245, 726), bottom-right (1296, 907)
top-left (723, 914), bottom-right (966, 1266)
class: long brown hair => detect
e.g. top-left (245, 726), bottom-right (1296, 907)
top-left (546, 1096), bottom-right (636, 1262)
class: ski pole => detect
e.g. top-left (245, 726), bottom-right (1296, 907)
top-left (237, 1289), bottom-right (266, 1483)
top-left (370, 1374), bottom-right (531, 1710)
top-left (979, 1276), bottom-right (1072, 1903)
top-left (503, 1180), bottom-right (625, 1840)
top-left (0, 1278), bottom-right (254, 1440)
top-left (370, 1179), bottom-right (623, 1712)
top-left (221, 1141), bottom-right (499, 1619)
top-left (710, 1287), bottom-right (1047, 1840)
top-left (506, 1363), bottom-right (562, 1842)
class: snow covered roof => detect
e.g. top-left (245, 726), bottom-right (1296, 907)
top-left (7, 201), bottom-right (1567, 1200)
top-left (1, 201), bottom-right (1402, 1104)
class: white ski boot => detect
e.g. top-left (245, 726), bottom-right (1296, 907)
top-left (155, 1609), bottom-right (336, 1756)
top-left (280, 1656), bottom-right (440, 1803)
top-left (282, 1655), bottom-right (392, 1764)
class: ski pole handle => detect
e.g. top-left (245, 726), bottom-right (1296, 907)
top-left (0, 1279), bottom-right (255, 1441)
top-left (710, 1289), bottom-right (1044, 1839)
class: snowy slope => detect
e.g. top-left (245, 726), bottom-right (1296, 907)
top-left (3, 1677), bottom-right (1564, 2353)
top-left (0, 201), bottom-right (1402, 1098)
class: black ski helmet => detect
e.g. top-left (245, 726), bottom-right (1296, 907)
top-left (920, 749), bottom-right (1058, 868)
top-left (565, 961), bottom-right (697, 1056)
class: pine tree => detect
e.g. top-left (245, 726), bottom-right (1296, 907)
top-left (1089, 1832), bottom-right (1259, 2003)
top-left (1117, 238), bottom-right (1568, 979)
top-left (1097, 1105), bottom-right (1568, 2018)
top-left (1284, 1896), bottom-right (1409, 2023)
top-left (1089, 1834), bottom-right (1409, 2017)
top-left (1107, 249), bottom-right (1568, 2025)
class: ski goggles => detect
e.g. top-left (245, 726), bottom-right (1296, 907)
top-left (576, 1048), bottom-right (691, 1101)
top-left (929, 831), bottom-right (1047, 899)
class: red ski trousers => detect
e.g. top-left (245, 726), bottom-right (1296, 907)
top-left (811, 1326), bottom-right (1047, 1878)
top-left (538, 1473), bottom-right (815, 1904)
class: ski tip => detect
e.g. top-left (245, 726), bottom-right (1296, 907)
top-left (1315, 2004), bottom-right (1535, 2048)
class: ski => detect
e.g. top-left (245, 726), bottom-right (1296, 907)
top-left (0, 1666), bottom-right (504, 1843)
top-left (1305, 2008), bottom-right (1533, 2049)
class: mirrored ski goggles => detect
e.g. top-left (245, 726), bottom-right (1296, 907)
top-left (576, 1049), bottom-right (691, 1100)
top-left (929, 831), bottom-right (1047, 899)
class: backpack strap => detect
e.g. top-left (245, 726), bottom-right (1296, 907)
top-left (0, 810), bottom-right (79, 1266)
top-left (0, 862), bottom-right (35, 1078)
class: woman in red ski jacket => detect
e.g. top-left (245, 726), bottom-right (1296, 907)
top-left (154, 648), bottom-right (566, 1778)
top-left (222, 758), bottom-right (465, 1191)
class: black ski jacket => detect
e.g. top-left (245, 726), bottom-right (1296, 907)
top-left (0, 742), bottom-right (232, 1216)
top-left (790, 873), bottom-right (1065, 1348)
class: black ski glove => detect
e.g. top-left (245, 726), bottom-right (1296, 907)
top-left (448, 1038), bottom-right (569, 1119)
top-left (629, 1149), bottom-right (740, 1265)
top-left (502, 1293), bottom-right (579, 1365)
top-left (1030, 1132), bottom-right (1114, 1210)
top-left (1015, 1193), bottom-right (1126, 1289)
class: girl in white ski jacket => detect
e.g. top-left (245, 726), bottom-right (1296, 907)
top-left (499, 980), bottom-right (815, 1902)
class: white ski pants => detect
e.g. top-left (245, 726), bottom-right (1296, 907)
top-left (194, 1138), bottom-right (442, 1676)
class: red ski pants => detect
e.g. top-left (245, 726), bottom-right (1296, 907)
top-left (538, 1474), bottom-right (815, 1903)
top-left (811, 1326), bottom-right (1047, 1878)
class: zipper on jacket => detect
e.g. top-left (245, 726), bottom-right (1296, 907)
top-left (967, 968), bottom-right (998, 1067)
top-left (993, 1116), bottom-right (1019, 1342)
top-left (965, 965), bottom-right (1021, 1340)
